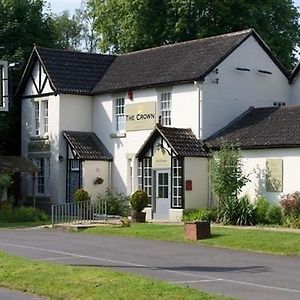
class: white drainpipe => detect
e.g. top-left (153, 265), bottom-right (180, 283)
top-left (194, 81), bottom-right (203, 140)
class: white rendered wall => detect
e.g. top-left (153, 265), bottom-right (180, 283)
top-left (92, 84), bottom-right (200, 195)
top-left (82, 160), bottom-right (110, 201)
top-left (240, 148), bottom-right (300, 204)
top-left (184, 157), bottom-right (209, 209)
top-left (21, 64), bottom-right (94, 204)
top-left (290, 72), bottom-right (300, 104)
top-left (201, 35), bottom-right (290, 139)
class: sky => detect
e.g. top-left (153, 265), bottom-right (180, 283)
top-left (48, 0), bottom-right (300, 14)
top-left (46, 0), bottom-right (83, 14)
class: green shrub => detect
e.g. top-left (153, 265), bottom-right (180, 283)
top-left (0, 203), bottom-right (48, 223)
top-left (283, 215), bottom-right (300, 229)
top-left (74, 188), bottom-right (90, 203)
top-left (182, 208), bottom-right (217, 222)
top-left (267, 205), bottom-right (283, 225)
top-left (219, 197), bottom-right (240, 225)
top-left (97, 190), bottom-right (130, 217)
top-left (255, 196), bottom-right (270, 224)
top-left (130, 190), bottom-right (148, 212)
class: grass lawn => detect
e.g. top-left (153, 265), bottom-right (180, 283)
top-left (81, 224), bottom-right (300, 256)
top-left (0, 252), bottom-right (232, 300)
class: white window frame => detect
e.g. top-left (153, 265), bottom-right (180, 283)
top-left (33, 99), bottom-right (49, 137)
top-left (0, 61), bottom-right (9, 111)
top-left (159, 91), bottom-right (172, 126)
top-left (33, 157), bottom-right (50, 196)
top-left (115, 97), bottom-right (125, 133)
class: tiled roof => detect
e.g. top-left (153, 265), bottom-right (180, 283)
top-left (0, 156), bottom-right (38, 173)
top-left (92, 29), bottom-right (287, 93)
top-left (63, 131), bottom-right (113, 161)
top-left (205, 106), bottom-right (300, 149)
top-left (137, 124), bottom-right (208, 158)
top-left (18, 47), bottom-right (116, 96)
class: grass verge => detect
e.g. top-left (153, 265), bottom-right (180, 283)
top-left (0, 251), bottom-right (231, 300)
top-left (0, 221), bottom-right (50, 228)
top-left (81, 224), bottom-right (300, 256)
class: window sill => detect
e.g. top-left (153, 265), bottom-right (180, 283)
top-left (110, 132), bottom-right (126, 138)
top-left (30, 135), bottom-right (49, 141)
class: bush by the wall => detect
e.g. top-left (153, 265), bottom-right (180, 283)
top-left (97, 190), bottom-right (130, 217)
top-left (267, 205), bottom-right (283, 225)
top-left (255, 196), bottom-right (270, 224)
top-left (0, 202), bottom-right (48, 223)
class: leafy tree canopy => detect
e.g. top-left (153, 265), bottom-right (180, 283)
top-left (0, 0), bottom-right (57, 63)
top-left (88, 0), bottom-right (300, 68)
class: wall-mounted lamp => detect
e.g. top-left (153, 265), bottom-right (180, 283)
top-left (58, 155), bottom-right (64, 162)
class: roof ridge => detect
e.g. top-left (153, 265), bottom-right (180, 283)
top-left (120, 29), bottom-right (253, 57)
top-left (35, 45), bottom-right (116, 58)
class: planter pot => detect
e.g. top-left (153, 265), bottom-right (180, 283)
top-left (184, 221), bottom-right (211, 240)
top-left (131, 211), bottom-right (146, 223)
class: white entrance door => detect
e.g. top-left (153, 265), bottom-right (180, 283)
top-left (155, 170), bottom-right (170, 219)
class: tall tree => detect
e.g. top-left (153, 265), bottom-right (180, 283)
top-left (52, 10), bottom-right (82, 50)
top-left (0, 0), bottom-right (58, 155)
top-left (88, 0), bottom-right (300, 68)
top-left (0, 0), bottom-right (56, 63)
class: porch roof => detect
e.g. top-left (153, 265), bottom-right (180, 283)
top-left (0, 156), bottom-right (38, 173)
top-left (63, 131), bottom-right (113, 161)
top-left (136, 124), bottom-right (208, 158)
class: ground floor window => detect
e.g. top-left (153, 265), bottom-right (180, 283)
top-left (172, 158), bottom-right (183, 208)
top-left (33, 157), bottom-right (50, 195)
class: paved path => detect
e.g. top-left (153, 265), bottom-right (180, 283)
top-left (0, 288), bottom-right (41, 300)
top-left (0, 227), bottom-right (299, 300)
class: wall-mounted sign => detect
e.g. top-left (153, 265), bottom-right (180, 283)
top-left (125, 102), bottom-right (156, 131)
top-left (152, 148), bottom-right (171, 169)
top-left (266, 159), bottom-right (283, 192)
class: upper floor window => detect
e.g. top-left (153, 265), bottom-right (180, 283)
top-left (115, 97), bottom-right (125, 132)
top-left (33, 99), bottom-right (48, 136)
top-left (160, 92), bottom-right (171, 126)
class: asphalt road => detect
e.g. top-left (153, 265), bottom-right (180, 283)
top-left (0, 227), bottom-right (299, 300)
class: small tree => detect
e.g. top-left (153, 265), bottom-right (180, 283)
top-left (210, 144), bottom-right (249, 209)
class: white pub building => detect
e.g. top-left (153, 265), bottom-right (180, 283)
top-left (18, 29), bottom-right (300, 220)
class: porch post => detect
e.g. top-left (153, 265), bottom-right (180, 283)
top-left (32, 172), bottom-right (36, 207)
